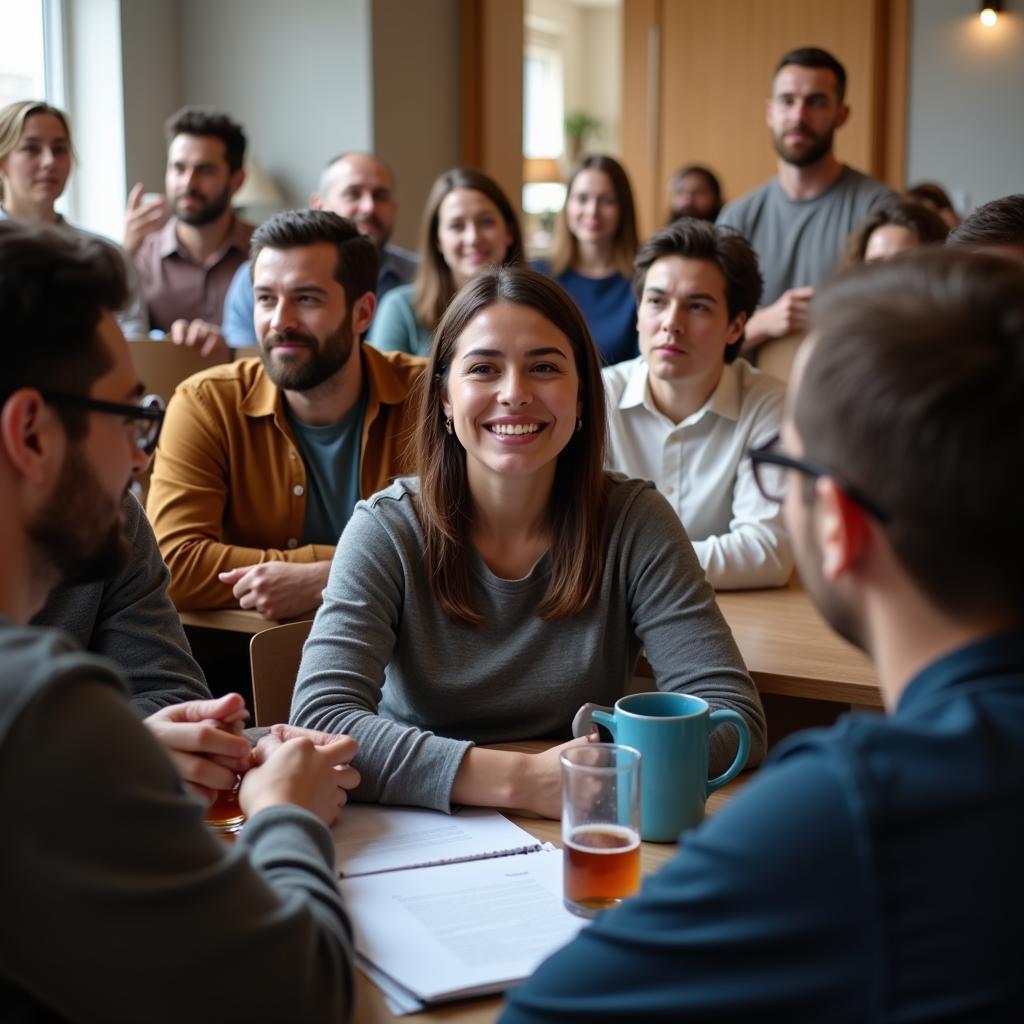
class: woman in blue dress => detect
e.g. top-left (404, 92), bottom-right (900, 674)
top-left (535, 154), bottom-right (639, 365)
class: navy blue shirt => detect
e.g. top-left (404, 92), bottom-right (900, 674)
top-left (502, 631), bottom-right (1024, 1022)
top-left (533, 261), bottom-right (638, 365)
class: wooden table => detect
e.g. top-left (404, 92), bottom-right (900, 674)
top-left (351, 741), bottom-right (748, 1023)
top-left (180, 579), bottom-right (882, 712)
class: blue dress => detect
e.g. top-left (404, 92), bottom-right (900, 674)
top-left (533, 260), bottom-right (638, 365)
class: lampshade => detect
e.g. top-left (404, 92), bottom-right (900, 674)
top-left (231, 156), bottom-right (286, 209)
top-left (523, 156), bottom-right (563, 184)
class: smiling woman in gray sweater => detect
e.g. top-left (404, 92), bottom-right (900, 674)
top-left (291, 267), bottom-right (765, 817)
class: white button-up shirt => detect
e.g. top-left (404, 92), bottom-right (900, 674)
top-left (603, 356), bottom-right (792, 589)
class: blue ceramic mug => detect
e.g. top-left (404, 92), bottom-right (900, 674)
top-left (573, 692), bottom-right (749, 842)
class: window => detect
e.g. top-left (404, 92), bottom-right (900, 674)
top-left (0, 0), bottom-right (47, 106)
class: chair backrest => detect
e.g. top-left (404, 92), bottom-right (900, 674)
top-left (129, 340), bottom-right (230, 501)
top-left (249, 620), bottom-right (314, 726)
top-left (129, 339), bottom-right (230, 405)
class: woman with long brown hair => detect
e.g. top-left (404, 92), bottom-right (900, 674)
top-left (293, 266), bottom-right (763, 817)
top-left (535, 153), bottom-right (639, 365)
top-left (369, 167), bottom-right (524, 356)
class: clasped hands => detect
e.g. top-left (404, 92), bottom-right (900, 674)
top-left (144, 693), bottom-right (360, 826)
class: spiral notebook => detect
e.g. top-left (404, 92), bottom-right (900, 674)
top-left (332, 806), bottom-right (585, 1013)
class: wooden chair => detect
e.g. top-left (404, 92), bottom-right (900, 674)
top-left (249, 620), bottom-right (314, 726)
top-left (129, 338), bottom-right (230, 403)
top-left (755, 329), bottom-right (805, 383)
top-left (129, 339), bottom-right (230, 501)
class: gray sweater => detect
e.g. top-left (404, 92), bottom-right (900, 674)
top-left (0, 622), bottom-right (353, 1024)
top-left (291, 474), bottom-right (765, 811)
top-left (32, 492), bottom-right (210, 717)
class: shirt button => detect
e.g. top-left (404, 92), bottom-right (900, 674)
top-left (293, 484), bottom-right (304, 496)
top-left (287, 538), bottom-right (298, 549)
top-left (289, 450), bottom-right (297, 459)
top-left (665, 485), bottom-right (675, 495)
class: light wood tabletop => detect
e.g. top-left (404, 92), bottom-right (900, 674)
top-left (350, 741), bottom-right (748, 1023)
top-left (185, 576), bottom-right (881, 709)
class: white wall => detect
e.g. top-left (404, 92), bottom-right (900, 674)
top-left (907, 0), bottom-right (1024, 211)
top-left (120, 0), bottom-right (181, 197)
top-left (180, 0), bottom-right (373, 207)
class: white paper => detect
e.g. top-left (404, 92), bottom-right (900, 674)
top-left (332, 804), bottom-right (542, 877)
top-left (339, 848), bottom-right (584, 1003)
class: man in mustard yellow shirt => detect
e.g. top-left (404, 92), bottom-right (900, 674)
top-left (148, 210), bottom-right (424, 618)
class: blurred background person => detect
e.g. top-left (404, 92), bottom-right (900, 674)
top-left (369, 168), bottom-right (523, 356)
top-left (0, 99), bottom-right (147, 337)
top-left (667, 164), bottom-right (723, 223)
top-left (535, 154), bottom-right (639, 366)
top-left (840, 199), bottom-right (949, 270)
top-left (905, 181), bottom-right (961, 231)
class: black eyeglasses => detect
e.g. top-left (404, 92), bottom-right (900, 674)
top-left (42, 392), bottom-right (166, 455)
top-left (748, 432), bottom-right (889, 522)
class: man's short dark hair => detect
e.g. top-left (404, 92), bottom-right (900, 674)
top-left (797, 249), bottom-right (1024, 618)
top-left (774, 47), bottom-right (847, 102)
top-left (633, 219), bottom-right (764, 363)
top-left (0, 221), bottom-right (127, 438)
top-left (948, 194), bottom-right (1024, 250)
top-left (164, 106), bottom-right (247, 173)
top-left (249, 210), bottom-right (379, 308)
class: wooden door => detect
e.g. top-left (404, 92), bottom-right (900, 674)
top-left (623, 0), bottom-right (908, 237)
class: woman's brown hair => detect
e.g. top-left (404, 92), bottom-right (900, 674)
top-left (548, 153), bottom-right (639, 278)
top-left (414, 265), bottom-right (608, 626)
top-left (413, 168), bottom-right (524, 333)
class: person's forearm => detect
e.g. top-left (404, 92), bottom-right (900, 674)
top-left (741, 307), bottom-right (775, 352)
top-left (450, 747), bottom-right (530, 810)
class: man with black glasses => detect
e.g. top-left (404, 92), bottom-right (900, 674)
top-left (503, 249), bottom-right (1024, 1021)
top-left (0, 220), bottom-right (359, 1022)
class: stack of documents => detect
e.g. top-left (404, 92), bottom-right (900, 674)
top-left (333, 805), bottom-right (587, 1014)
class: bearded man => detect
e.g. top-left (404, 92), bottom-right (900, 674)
top-left (127, 106), bottom-right (255, 355)
top-left (148, 209), bottom-right (424, 618)
top-left (717, 48), bottom-right (895, 356)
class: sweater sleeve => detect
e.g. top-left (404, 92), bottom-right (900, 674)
top-left (0, 659), bottom-right (353, 1024)
top-left (621, 485), bottom-right (767, 771)
top-left (289, 500), bottom-right (472, 812)
top-left (147, 380), bottom-right (335, 610)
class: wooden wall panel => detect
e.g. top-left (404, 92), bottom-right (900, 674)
top-left (659, 0), bottom-right (879, 207)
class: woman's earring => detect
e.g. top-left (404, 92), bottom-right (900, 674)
top-left (576, 417), bottom-right (583, 433)
top-left (445, 416), bottom-right (454, 435)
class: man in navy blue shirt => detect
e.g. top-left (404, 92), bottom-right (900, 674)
top-left (502, 249), bottom-right (1024, 1022)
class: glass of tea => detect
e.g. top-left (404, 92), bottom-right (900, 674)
top-left (560, 743), bottom-right (641, 918)
top-left (206, 774), bottom-right (245, 838)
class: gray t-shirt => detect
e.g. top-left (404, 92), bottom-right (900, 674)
top-left (0, 621), bottom-right (353, 1023)
top-left (286, 391), bottom-right (367, 546)
top-left (717, 165), bottom-right (896, 305)
top-left (291, 474), bottom-right (766, 812)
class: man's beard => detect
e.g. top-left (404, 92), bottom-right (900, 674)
top-left (260, 313), bottom-right (357, 392)
top-left (174, 184), bottom-right (232, 226)
top-left (792, 505), bottom-right (867, 654)
top-left (28, 445), bottom-right (130, 588)
top-left (771, 125), bottom-right (835, 168)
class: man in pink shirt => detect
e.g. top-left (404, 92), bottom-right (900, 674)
top-left (126, 106), bottom-right (254, 356)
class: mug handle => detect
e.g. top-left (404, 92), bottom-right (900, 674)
top-left (571, 702), bottom-right (616, 740)
top-left (706, 710), bottom-right (750, 793)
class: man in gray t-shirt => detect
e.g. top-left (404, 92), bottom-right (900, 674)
top-left (717, 47), bottom-right (895, 355)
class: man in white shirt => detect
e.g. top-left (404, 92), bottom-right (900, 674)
top-left (604, 218), bottom-right (792, 589)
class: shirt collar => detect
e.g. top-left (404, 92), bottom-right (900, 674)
top-left (159, 214), bottom-right (251, 261)
top-left (621, 357), bottom-right (744, 424)
top-left (897, 629), bottom-right (1024, 716)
